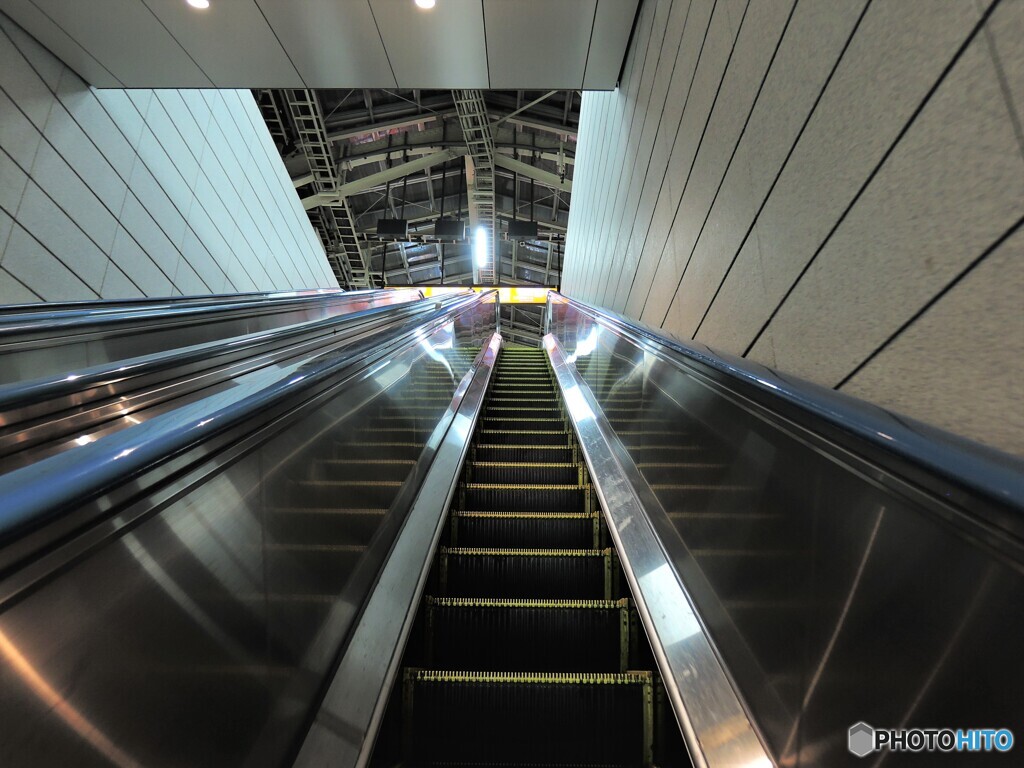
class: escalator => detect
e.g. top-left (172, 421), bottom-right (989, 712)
top-left (370, 345), bottom-right (685, 767)
top-left (1, 289), bottom-right (1021, 768)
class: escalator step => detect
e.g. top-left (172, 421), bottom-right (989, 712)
top-left (424, 597), bottom-right (629, 672)
top-left (439, 547), bottom-right (613, 599)
top-left (475, 430), bottom-right (570, 446)
top-left (450, 511), bottom-right (597, 549)
top-left (487, 396), bottom-right (561, 406)
top-left (473, 444), bottom-right (575, 463)
top-left (402, 670), bottom-right (652, 767)
top-left (483, 405), bottom-right (562, 418)
top-left (466, 462), bottom-right (580, 485)
top-left (460, 483), bottom-right (588, 513)
top-left (479, 417), bottom-right (565, 432)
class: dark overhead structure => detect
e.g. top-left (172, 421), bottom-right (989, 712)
top-left (256, 88), bottom-right (575, 290)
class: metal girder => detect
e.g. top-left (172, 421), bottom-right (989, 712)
top-left (255, 89), bottom-right (288, 149)
top-left (301, 148), bottom-right (467, 209)
top-left (493, 154), bottom-right (571, 193)
top-left (454, 89), bottom-right (497, 285)
top-left (326, 113), bottom-right (446, 144)
top-left (283, 89), bottom-right (369, 288)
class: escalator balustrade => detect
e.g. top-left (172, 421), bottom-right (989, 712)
top-left (262, 348), bottom-right (479, 661)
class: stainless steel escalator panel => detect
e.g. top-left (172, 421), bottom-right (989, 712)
top-left (544, 333), bottom-right (771, 768)
top-left (0, 300), bottom-right (495, 768)
top-left (295, 332), bottom-right (502, 768)
top-left (547, 296), bottom-right (1024, 768)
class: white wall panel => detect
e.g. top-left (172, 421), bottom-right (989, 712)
top-left (0, 11), bottom-right (335, 303)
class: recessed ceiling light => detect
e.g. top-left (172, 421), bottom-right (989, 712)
top-left (187, 0), bottom-right (210, 9)
top-left (415, 0), bottom-right (436, 9)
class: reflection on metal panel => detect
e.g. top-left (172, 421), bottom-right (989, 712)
top-left (547, 296), bottom-right (1024, 767)
top-left (546, 332), bottom-right (771, 768)
top-left (0, 298), bottom-right (495, 766)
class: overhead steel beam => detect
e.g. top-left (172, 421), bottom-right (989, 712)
top-left (454, 89), bottom-right (497, 285)
top-left (284, 89), bottom-right (368, 288)
top-left (491, 90), bottom-right (559, 130)
top-left (302, 148), bottom-right (468, 209)
top-left (326, 112), bottom-right (446, 144)
top-left (493, 154), bottom-right (571, 194)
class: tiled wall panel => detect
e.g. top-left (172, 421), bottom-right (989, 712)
top-left (563, 0), bottom-right (1024, 455)
top-left (0, 11), bottom-right (336, 303)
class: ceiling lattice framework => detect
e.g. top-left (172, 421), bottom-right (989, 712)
top-left (256, 88), bottom-right (578, 291)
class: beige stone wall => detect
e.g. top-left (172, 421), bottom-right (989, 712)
top-left (564, 0), bottom-right (1023, 455)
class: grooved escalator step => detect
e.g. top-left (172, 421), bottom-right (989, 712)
top-left (401, 669), bottom-right (652, 767)
top-left (487, 396), bottom-right (561, 406)
top-left (460, 483), bottom-right (588, 513)
top-left (473, 445), bottom-right (575, 463)
top-left (466, 462), bottom-right (581, 485)
top-left (424, 597), bottom-right (630, 672)
top-left (483, 405), bottom-right (563, 419)
top-left (479, 417), bottom-right (565, 432)
top-left (450, 511), bottom-right (598, 549)
top-left (475, 430), bottom-right (571, 446)
top-left (438, 547), bottom-right (614, 599)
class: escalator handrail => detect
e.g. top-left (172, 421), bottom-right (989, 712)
top-left (0, 291), bottom-right (489, 551)
top-left (0, 287), bottom-right (348, 317)
top-left (0, 294), bottom-right (439, 414)
top-left (548, 294), bottom-right (1024, 519)
top-left (0, 288), bottom-right (426, 341)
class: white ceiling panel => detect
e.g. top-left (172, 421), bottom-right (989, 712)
top-left (28, 0), bottom-right (213, 86)
top-left (584, 0), bottom-right (639, 89)
top-left (256, 0), bottom-right (397, 89)
top-left (484, 0), bottom-right (596, 89)
top-left (140, 0), bottom-right (300, 87)
top-left (0, 0), bottom-right (637, 89)
top-left (0, 0), bottom-right (122, 85)
top-left (368, 0), bottom-right (488, 89)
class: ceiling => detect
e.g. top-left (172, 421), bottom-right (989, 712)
top-left (0, 0), bottom-right (639, 89)
top-left (257, 88), bottom-right (579, 297)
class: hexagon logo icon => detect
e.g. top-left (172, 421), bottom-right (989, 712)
top-left (848, 722), bottom-right (875, 757)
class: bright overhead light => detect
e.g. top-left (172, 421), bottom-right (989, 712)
top-left (415, 0), bottom-right (436, 8)
top-left (187, 0), bottom-right (210, 9)
top-left (474, 226), bottom-right (488, 269)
